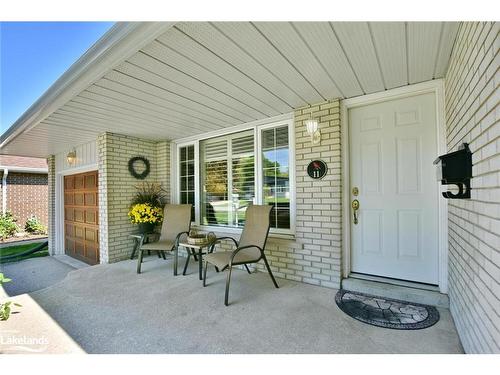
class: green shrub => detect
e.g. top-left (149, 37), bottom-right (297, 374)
top-left (24, 215), bottom-right (47, 235)
top-left (0, 211), bottom-right (18, 239)
top-left (0, 273), bottom-right (21, 320)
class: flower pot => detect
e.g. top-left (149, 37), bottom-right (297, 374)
top-left (137, 222), bottom-right (156, 234)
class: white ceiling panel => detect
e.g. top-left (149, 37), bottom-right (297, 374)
top-left (176, 22), bottom-right (307, 108)
top-left (331, 22), bottom-right (385, 93)
top-left (156, 28), bottom-right (292, 112)
top-left (103, 70), bottom-right (236, 125)
top-left (141, 40), bottom-right (280, 117)
top-left (252, 22), bottom-right (341, 100)
top-left (94, 78), bottom-right (230, 127)
top-left (369, 22), bottom-right (408, 89)
top-left (84, 85), bottom-right (225, 130)
top-left (408, 22), bottom-right (443, 84)
top-left (292, 22), bottom-right (363, 98)
top-left (434, 23), bottom-right (460, 77)
top-left (211, 22), bottom-right (324, 104)
top-left (2, 22), bottom-right (459, 157)
top-left (126, 52), bottom-right (266, 120)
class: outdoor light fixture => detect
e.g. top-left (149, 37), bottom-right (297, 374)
top-left (305, 112), bottom-right (321, 145)
top-left (66, 149), bottom-right (76, 166)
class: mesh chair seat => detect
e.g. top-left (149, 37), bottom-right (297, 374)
top-left (203, 205), bottom-right (279, 306)
top-left (204, 250), bottom-right (260, 270)
top-left (140, 240), bottom-right (175, 251)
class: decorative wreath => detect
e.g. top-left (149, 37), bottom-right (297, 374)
top-left (128, 156), bottom-right (150, 180)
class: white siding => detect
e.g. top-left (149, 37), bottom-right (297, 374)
top-left (55, 140), bottom-right (98, 173)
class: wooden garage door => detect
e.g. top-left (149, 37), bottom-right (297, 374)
top-left (64, 171), bottom-right (99, 265)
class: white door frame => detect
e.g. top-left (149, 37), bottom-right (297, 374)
top-left (55, 164), bottom-right (99, 256)
top-left (340, 79), bottom-right (448, 293)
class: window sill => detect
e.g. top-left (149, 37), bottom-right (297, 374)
top-left (192, 224), bottom-right (296, 241)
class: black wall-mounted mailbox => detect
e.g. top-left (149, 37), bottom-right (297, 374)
top-left (434, 143), bottom-right (472, 199)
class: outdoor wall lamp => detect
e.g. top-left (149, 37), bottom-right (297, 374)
top-left (66, 149), bottom-right (77, 166)
top-left (305, 114), bottom-right (321, 145)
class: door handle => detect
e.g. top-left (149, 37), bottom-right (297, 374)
top-left (351, 199), bottom-right (360, 225)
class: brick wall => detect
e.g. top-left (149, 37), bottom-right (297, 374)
top-left (444, 21), bottom-right (499, 353)
top-left (211, 100), bottom-right (343, 288)
top-left (98, 132), bottom-right (170, 263)
top-left (0, 172), bottom-right (48, 226)
top-left (47, 155), bottom-right (56, 255)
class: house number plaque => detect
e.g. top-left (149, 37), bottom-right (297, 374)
top-left (307, 160), bottom-right (328, 180)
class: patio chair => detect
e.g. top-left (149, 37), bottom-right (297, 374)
top-left (203, 204), bottom-right (279, 306)
top-left (136, 204), bottom-right (192, 275)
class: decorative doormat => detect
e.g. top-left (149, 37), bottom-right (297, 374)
top-left (335, 289), bottom-right (440, 330)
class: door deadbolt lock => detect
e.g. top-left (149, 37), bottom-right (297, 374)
top-left (351, 199), bottom-right (360, 224)
top-left (352, 187), bottom-right (359, 196)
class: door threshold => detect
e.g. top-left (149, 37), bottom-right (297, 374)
top-left (342, 275), bottom-right (449, 308)
top-left (349, 272), bottom-right (440, 292)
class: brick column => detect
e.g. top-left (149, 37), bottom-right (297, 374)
top-left (98, 132), bottom-right (169, 263)
top-left (46, 155), bottom-right (56, 255)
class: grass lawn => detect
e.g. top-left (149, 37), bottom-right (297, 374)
top-left (0, 242), bottom-right (49, 264)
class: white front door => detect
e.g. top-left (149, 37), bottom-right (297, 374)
top-left (349, 92), bottom-right (439, 284)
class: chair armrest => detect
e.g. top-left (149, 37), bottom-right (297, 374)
top-left (209, 236), bottom-right (238, 252)
top-left (229, 245), bottom-right (264, 266)
top-left (174, 231), bottom-right (190, 246)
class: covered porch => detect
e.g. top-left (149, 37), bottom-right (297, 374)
top-left (1, 21), bottom-right (498, 354)
top-left (1, 256), bottom-right (462, 354)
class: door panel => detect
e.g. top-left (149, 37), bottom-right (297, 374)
top-left (64, 171), bottom-right (99, 265)
top-left (349, 92), bottom-right (439, 284)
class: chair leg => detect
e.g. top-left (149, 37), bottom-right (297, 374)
top-left (136, 249), bottom-right (144, 274)
top-left (161, 251), bottom-right (166, 260)
top-left (157, 251), bottom-right (161, 258)
top-left (244, 264), bottom-right (252, 274)
top-left (262, 254), bottom-right (279, 288)
top-left (224, 265), bottom-right (233, 306)
top-left (174, 245), bottom-right (179, 276)
top-left (183, 251), bottom-right (191, 276)
top-left (203, 260), bottom-right (208, 287)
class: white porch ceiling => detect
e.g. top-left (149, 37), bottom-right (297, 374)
top-left (1, 22), bottom-right (459, 157)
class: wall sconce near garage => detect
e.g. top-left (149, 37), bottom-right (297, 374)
top-left (67, 149), bottom-right (77, 166)
top-left (434, 143), bottom-right (472, 199)
top-left (305, 112), bottom-right (321, 145)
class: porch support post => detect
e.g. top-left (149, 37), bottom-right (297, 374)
top-left (47, 155), bottom-right (56, 255)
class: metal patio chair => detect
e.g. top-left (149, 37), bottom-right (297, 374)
top-left (203, 204), bottom-right (279, 306)
top-left (136, 204), bottom-right (192, 275)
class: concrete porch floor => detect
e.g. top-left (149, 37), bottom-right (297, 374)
top-left (10, 255), bottom-right (463, 353)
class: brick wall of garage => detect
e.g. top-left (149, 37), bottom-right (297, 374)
top-left (444, 21), bottom-right (499, 353)
top-left (211, 99), bottom-right (343, 289)
top-left (0, 171), bottom-right (48, 226)
top-left (98, 132), bottom-right (171, 263)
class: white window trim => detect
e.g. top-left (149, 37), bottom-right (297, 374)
top-left (172, 113), bottom-right (295, 237)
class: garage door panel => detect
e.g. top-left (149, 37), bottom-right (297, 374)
top-left (85, 228), bottom-right (98, 242)
top-left (65, 176), bottom-right (74, 189)
top-left (65, 208), bottom-right (74, 221)
top-left (74, 176), bottom-right (84, 189)
top-left (85, 173), bottom-right (97, 188)
top-left (64, 193), bottom-right (74, 205)
top-left (85, 209), bottom-right (97, 225)
top-left (74, 193), bottom-right (84, 205)
top-left (74, 209), bottom-right (85, 223)
top-left (64, 171), bottom-right (99, 265)
top-left (84, 192), bottom-right (97, 206)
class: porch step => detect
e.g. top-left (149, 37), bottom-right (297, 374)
top-left (341, 277), bottom-right (449, 308)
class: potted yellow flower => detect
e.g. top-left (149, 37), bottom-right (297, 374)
top-left (128, 182), bottom-right (166, 234)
